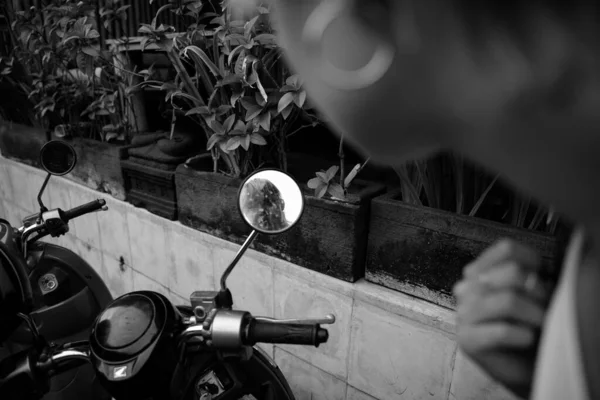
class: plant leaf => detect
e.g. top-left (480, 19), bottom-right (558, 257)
top-left (286, 74), bottom-right (302, 89)
top-left (328, 183), bottom-right (345, 200)
top-left (218, 140), bottom-right (230, 153)
top-left (234, 120), bottom-right (246, 131)
top-left (231, 89), bottom-right (245, 107)
top-left (240, 96), bottom-right (257, 110)
top-left (344, 163), bottom-right (361, 189)
top-left (223, 114), bottom-right (236, 132)
top-left (245, 106), bottom-right (263, 121)
top-left (547, 207), bottom-right (556, 225)
top-left (186, 106), bottom-right (210, 116)
top-left (294, 91), bottom-right (307, 108)
top-left (227, 45), bottom-right (246, 66)
top-left (217, 74), bottom-right (243, 87)
top-left (250, 133), bottom-right (267, 145)
top-left (210, 120), bottom-right (225, 135)
top-left (241, 134), bottom-right (250, 150)
top-left (256, 112), bottom-right (270, 131)
top-left (244, 15), bottom-right (260, 38)
top-left (206, 133), bottom-right (221, 150)
top-left (183, 45), bottom-right (221, 77)
top-left (316, 171), bottom-right (328, 181)
top-left (278, 92), bottom-right (295, 113)
top-left (325, 165), bottom-right (339, 181)
top-left (226, 136), bottom-right (242, 151)
top-left (315, 183), bottom-right (328, 199)
top-left (468, 173), bottom-right (500, 217)
top-left (216, 105), bottom-right (233, 115)
top-left (254, 33), bottom-right (276, 46)
top-left (307, 177), bottom-right (321, 189)
top-left (281, 105), bottom-right (293, 120)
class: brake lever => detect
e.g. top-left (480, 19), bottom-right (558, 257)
top-left (254, 314), bottom-right (336, 325)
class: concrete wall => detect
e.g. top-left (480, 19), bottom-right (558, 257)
top-left (0, 156), bottom-right (518, 400)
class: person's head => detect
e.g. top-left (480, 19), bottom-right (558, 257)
top-left (238, 0), bottom-right (600, 233)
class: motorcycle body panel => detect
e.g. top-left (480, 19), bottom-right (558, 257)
top-left (1, 241), bottom-right (113, 400)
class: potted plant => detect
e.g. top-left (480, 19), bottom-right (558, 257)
top-left (121, 2), bottom-right (320, 223)
top-left (0, 12), bottom-right (48, 166)
top-left (0, 0), bottom-right (140, 200)
top-left (248, 134), bottom-right (382, 282)
top-left (365, 153), bottom-right (567, 308)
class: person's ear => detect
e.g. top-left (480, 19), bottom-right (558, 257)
top-left (347, 0), bottom-right (420, 52)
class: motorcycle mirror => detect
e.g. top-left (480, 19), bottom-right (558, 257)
top-left (217, 170), bottom-right (304, 308)
top-left (35, 140), bottom-right (77, 213)
top-left (237, 169), bottom-right (304, 235)
top-left (39, 140), bottom-right (77, 176)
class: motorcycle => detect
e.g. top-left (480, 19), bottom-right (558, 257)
top-left (0, 140), bottom-right (113, 400)
top-left (0, 140), bottom-right (336, 400)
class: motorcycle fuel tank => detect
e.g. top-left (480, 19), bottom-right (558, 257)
top-left (89, 291), bottom-right (183, 400)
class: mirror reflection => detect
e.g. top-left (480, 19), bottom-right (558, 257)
top-left (39, 140), bottom-right (77, 176)
top-left (238, 170), bottom-right (304, 234)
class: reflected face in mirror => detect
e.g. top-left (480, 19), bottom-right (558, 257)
top-left (238, 170), bottom-right (304, 234)
top-left (39, 140), bottom-right (77, 176)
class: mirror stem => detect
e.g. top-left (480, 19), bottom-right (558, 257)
top-left (37, 173), bottom-right (51, 214)
top-left (220, 230), bottom-right (259, 292)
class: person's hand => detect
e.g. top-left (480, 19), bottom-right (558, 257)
top-left (453, 239), bottom-right (554, 399)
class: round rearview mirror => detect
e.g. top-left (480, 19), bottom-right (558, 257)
top-left (39, 140), bottom-right (77, 176)
top-left (238, 169), bottom-right (304, 235)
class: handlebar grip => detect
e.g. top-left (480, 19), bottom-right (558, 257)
top-left (63, 199), bottom-right (106, 221)
top-left (244, 319), bottom-right (329, 348)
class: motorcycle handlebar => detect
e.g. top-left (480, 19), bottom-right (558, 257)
top-left (37, 346), bottom-right (90, 374)
top-left (63, 199), bottom-right (106, 222)
top-left (243, 318), bottom-right (329, 348)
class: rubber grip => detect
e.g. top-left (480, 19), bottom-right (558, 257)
top-left (244, 320), bottom-right (329, 348)
top-left (63, 199), bottom-right (105, 221)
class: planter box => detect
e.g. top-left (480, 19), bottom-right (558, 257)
top-left (260, 181), bottom-right (385, 282)
top-left (176, 164), bottom-right (250, 239)
top-left (176, 157), bottom-right (385, 282)
top-left (121, 133), bottom-right (200, 220)
top-left (55, 137), bottom-right (129, 201)
top-left (366, 190), bottom-right (561, 308)
top-left (0, 121), bottom-right (48, 167)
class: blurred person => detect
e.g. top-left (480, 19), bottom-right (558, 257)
top-left (231, 1), bottom-right (600, 399)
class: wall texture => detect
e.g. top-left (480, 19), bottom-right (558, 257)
top-left (0, 156), bottom-right (518, 400)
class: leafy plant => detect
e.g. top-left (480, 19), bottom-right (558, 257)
top-left (393, 152), bottom-right (559, 233)
top-left (308, 134), bottom-right (370, 201)
top-left (130, 0), bottom-right (321, 177)
top-left (0, 0), bottom-right (137, 142)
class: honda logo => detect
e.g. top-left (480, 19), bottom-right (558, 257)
top-left (113, 366), bottom-right (128, 379)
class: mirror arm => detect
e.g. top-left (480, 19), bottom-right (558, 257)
top-left (37, 173), bottom-right (51, 214)
top-left (219, 230), bottom-right (259, 293)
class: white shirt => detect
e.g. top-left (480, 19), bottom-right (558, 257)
top-left (531, 229), bottom-right (591, 400)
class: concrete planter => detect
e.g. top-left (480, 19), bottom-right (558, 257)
top-left (176, 155), bottom-right (385, 282)
top-left (121, 132), bottom-right (202, 220)
top-left (54, 136), bottom-right (130, 201)
top-left (0, 121), bottom-right (48, 167)
top-left (365, 190), bottom-right (564, 308)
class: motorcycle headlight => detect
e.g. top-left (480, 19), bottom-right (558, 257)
top-left (89, 291), bottom-right (183, 400)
